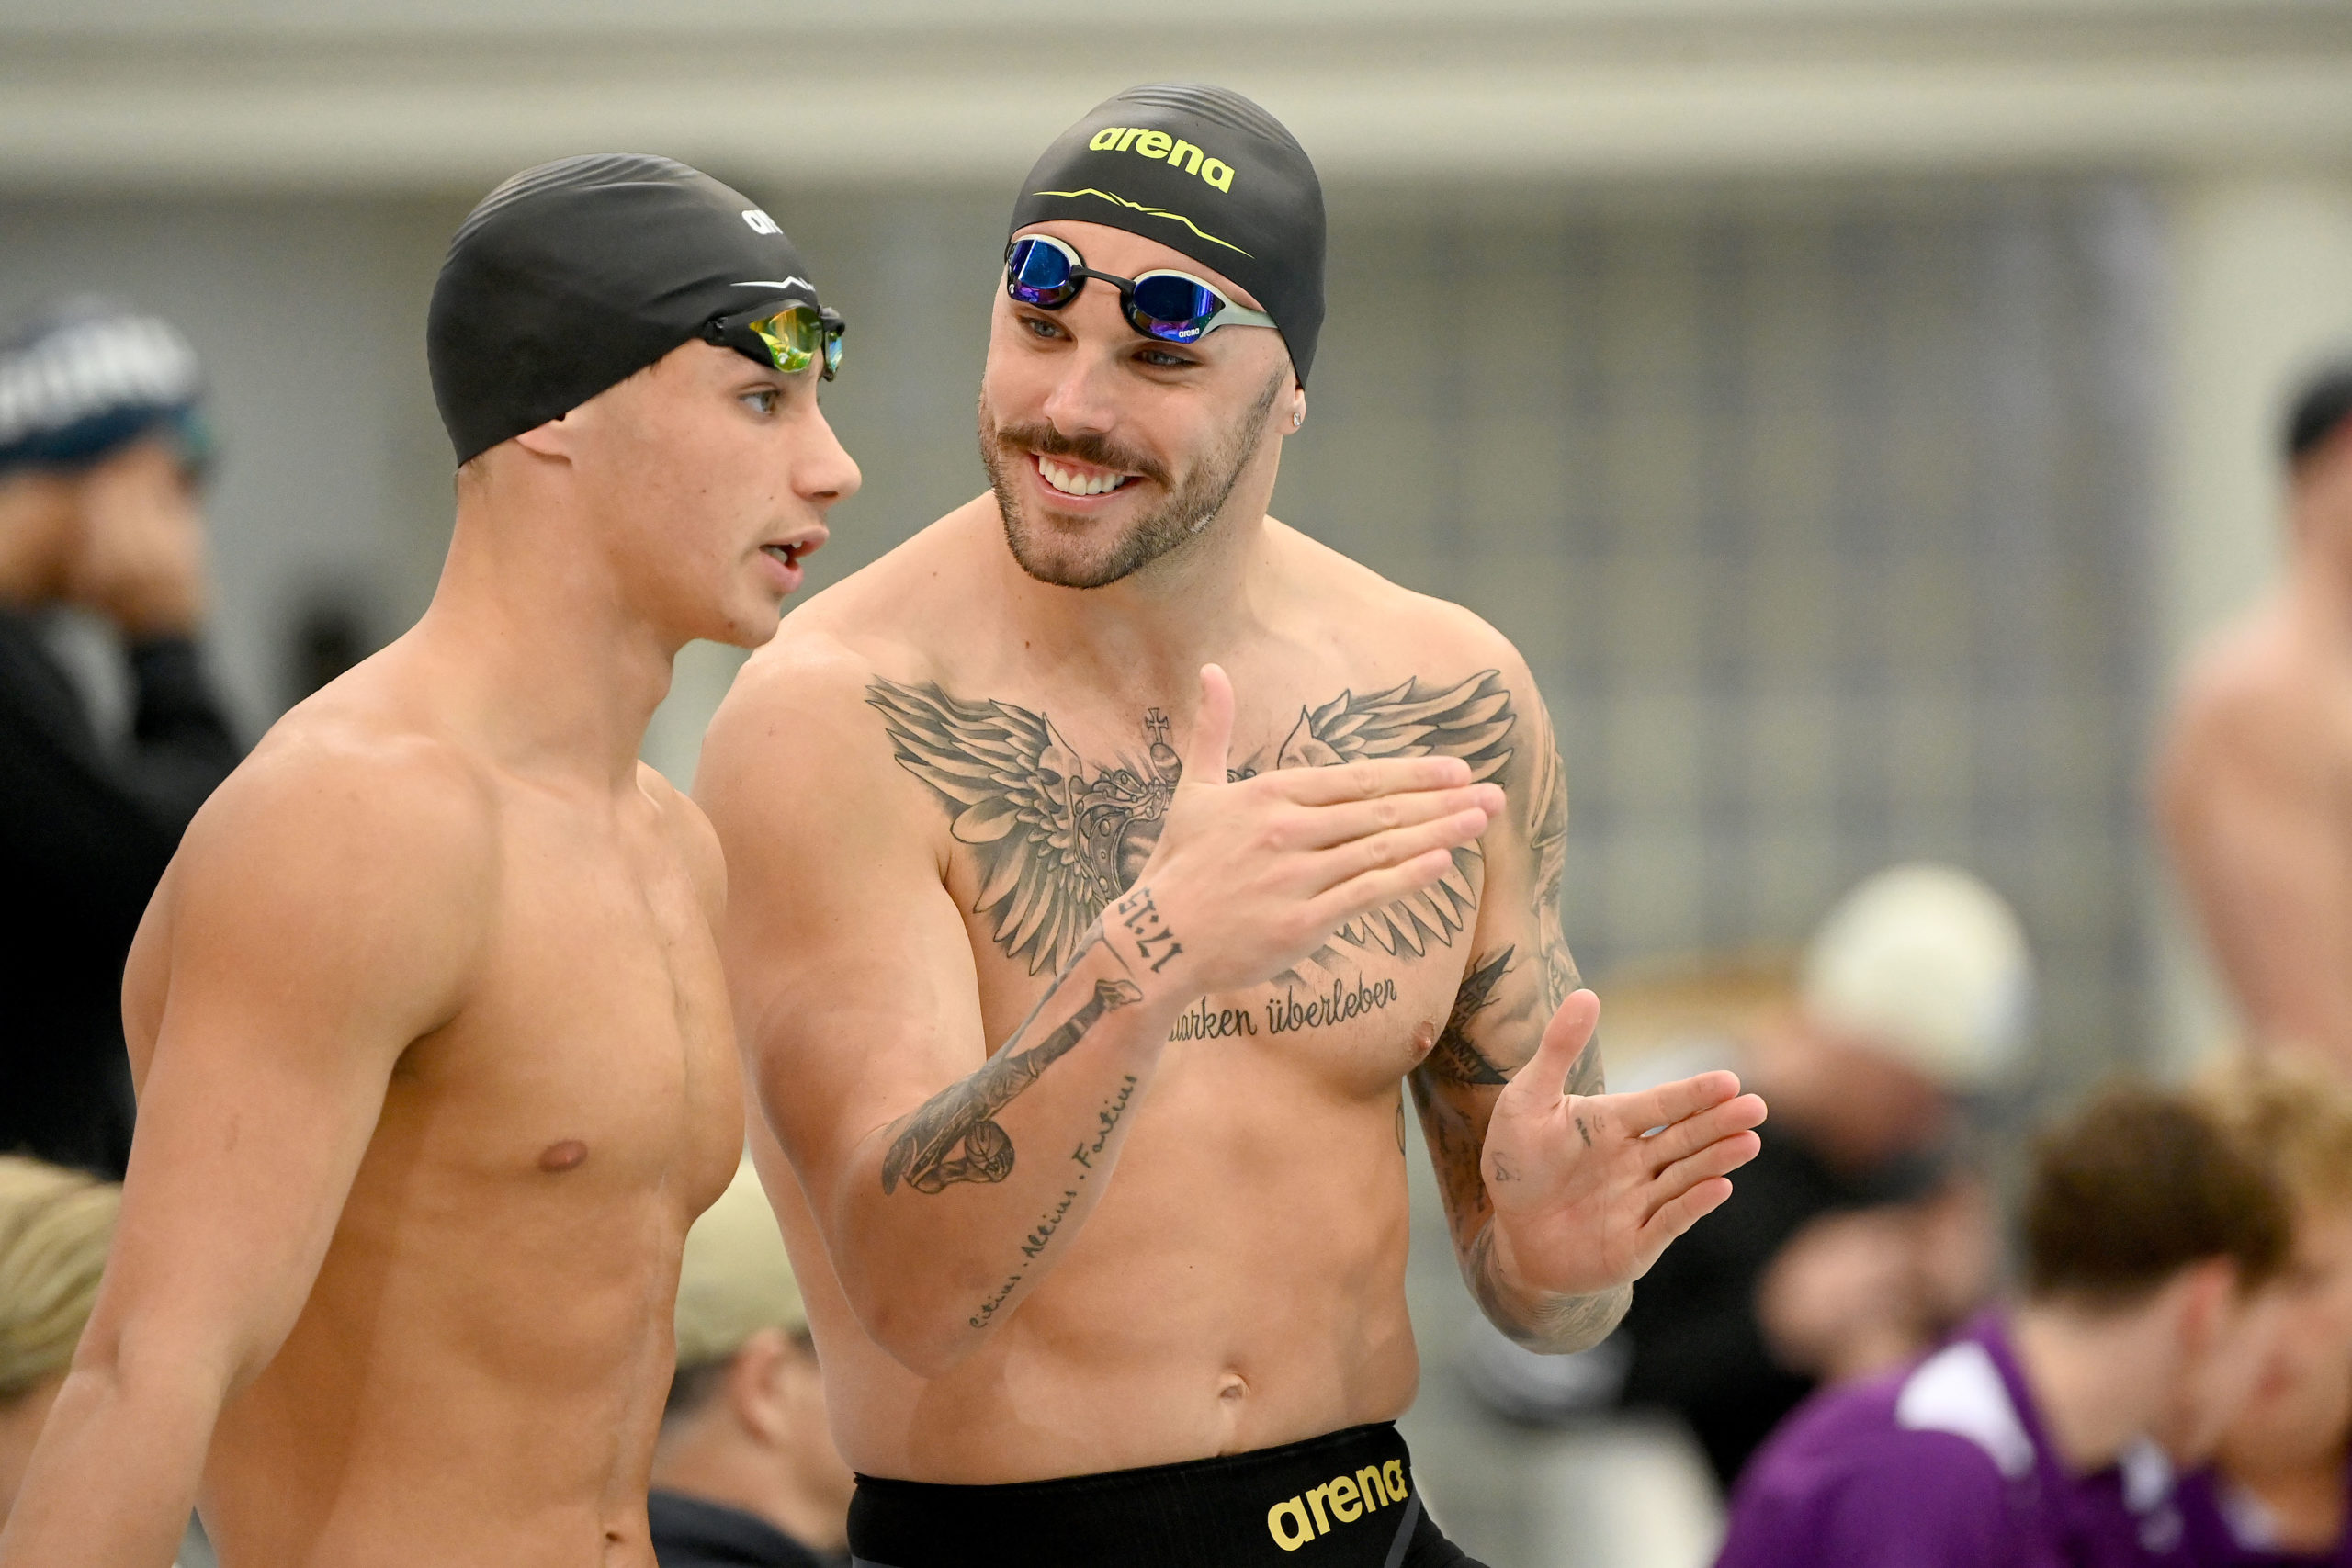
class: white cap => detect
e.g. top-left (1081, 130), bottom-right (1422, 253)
top-left (1801, 863), bottom-right (2034, 1089)
top-left (674, 1156), bottom-right (805, 1370)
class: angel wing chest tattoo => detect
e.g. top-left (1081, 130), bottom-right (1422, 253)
top-left (866, 671), bottom-right (1516, 979)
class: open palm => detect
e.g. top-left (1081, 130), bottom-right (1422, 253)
top-left (1479, 990), bottom-right (1768, 1300)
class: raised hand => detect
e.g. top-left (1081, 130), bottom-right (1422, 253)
top-left (1109, 663), bottom-right (1503, 998)
top-left (1477, 990), bottom-right (1767, 1302)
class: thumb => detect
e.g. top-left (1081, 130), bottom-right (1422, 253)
top-left (1182, 663), bottom-right (1235, 789)
top-left (1499, 989), bottom-right (1600, 1111)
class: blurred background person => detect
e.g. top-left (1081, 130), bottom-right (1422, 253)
top-left (2162, 359), bottom-right (2352, 1072)
top-left (2177, 1053), bottom-right (2352, 1565)
top-left (0, 299), bottom-right (242, 1179)
top-left (0, 1156), bottom-right (119, 1523)
top-left (1719, 1081), bottom-right (2296, 1568)
top-left (652, 1156), bottom-right (852, 1568)
top-left (1611, 863), bottom-right (2024, 1487)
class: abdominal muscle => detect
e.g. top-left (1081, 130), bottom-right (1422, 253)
top-left (798, 1045), bottom-right (1425, 1483)
top-left (198, 1127), bottom-right (691, 1566)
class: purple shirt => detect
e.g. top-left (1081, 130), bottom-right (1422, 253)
top-left (2176, 1465), bottom-right (2352, 1566)
top-left (1717, 1314), bottom-right (2192, 1568)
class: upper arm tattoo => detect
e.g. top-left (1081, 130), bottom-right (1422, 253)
top-left (1523, 722), bottom-right (1600, 1098)
top-left (1422, 946), bottom-right (1514, 1086)
top-left (866, 671), bottom-right (1515, 977)
top-left (880, 927), bottom-right (1144, 1194)
top-left (1527, 736), bottom-right (1576, 1016)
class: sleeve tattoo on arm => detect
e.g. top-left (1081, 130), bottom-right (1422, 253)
top-left (879, 931), bottom-right (1144, 1195)
top-left (866, 671), bottom-right (1515, 980)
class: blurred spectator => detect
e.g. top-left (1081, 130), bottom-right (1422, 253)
top-left (0, 300), bottom-right (243, 1177)
top-left (1613, 863), bottom-right (2025, 1485)
top-left (651, 1156), bottom-right (851, 1568)
top-left (2161, 356), bottom-right (2352, 1070)
top-left (1718, 1080), bottom-right (2297, 1568)
top-left (2177, 1053), bottom-right (2352, 1563)
top-left (0, 1156), bottom-right (119, 1521)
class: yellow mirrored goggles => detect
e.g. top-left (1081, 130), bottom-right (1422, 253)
top-left (702, 302), bottom-right (844, 381)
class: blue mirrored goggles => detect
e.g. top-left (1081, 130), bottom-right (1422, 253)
top-left (702, 302), bottom-right (844, 381)
top-left (1004, 234), bottom-right (1276, 345)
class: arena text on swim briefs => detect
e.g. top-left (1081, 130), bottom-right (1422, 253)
top-left (1266, 1461), bottom-right (1409, 1551)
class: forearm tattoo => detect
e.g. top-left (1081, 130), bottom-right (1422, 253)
top-left (867, 671), bottom-right (1512, 978)
top-left (1110, 885), bottom-right (1182, 975)
top-left (1466, 1226), bottom-right (1631, 1353)
top-left (879, 930), bottom-right (1144, 1195)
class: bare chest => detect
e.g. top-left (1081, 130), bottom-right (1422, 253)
top-left (886, 669), bottom-right (1514, 1098)
top-left (394, 806), bottom-right (741, 1202)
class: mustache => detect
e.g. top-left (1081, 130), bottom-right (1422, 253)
top-left (991, 421), bottom-right (1171, 490)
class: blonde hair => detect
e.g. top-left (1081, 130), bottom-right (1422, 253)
top-left (2202, 1051), bottom-right (2352, 1213)
top-left (0, 1157), bottom-right (119, 1401)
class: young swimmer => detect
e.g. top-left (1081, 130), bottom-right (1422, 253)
top-left (2177, 1055), bottom-right (2352, 1566)
top-left (0, 156), bottom-right (859, 1568)
top-left (698, 84), bottom-right (1768, 1567)
top-left (1718, 1083), bottom-right (2296, 1568)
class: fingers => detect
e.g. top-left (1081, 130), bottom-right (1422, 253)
top-left (1499, 990), bottom-right (1600, 1111)
top-left (1292, 783), bottom-right (1505, 852)
top-left (1278, 754), bottom-right (1476, 807)
top-left (1609, 1071), bottom-right (1747, 1136)
top-left (1181, 664), bottom-right (1234, 789)
top-left (1645, 1129), bottom-right (1762, 1222)
top-left (1642, 1176), bottom-right (1737, 1250)
top-left (1303, 847), bottom-right (1462, 937)
top-left (1637, 1092), bottom-right (1768, 1170)
top-left (1311, 807), bottom-right (1491, 897)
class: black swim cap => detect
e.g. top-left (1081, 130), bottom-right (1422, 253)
top-left (2288, 357), bottom-right (2352, 466)
top-left (1009, 85), bottom-right (1325, 385)
top-left (429, 153), bottom-right (826, 466)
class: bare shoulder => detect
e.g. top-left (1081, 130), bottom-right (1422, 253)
top-left (697, 604), bottom-right (950, 877)
top-left (181, 701), bottom-right (500, 903)
top-left (2165, 604), bottom-right (2352, 793)
top-left (708, 615), bottom-right (917, 785)
top-left (131, 696), bottom-right (502, 1047)
top-left (772, 497), bottom-right (998, 654)
top-left (1266, 520), bottom-right (1539, 691)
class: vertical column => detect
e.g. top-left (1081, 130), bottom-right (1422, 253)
top-left (2151, 172), bottom-right (2352, 1071)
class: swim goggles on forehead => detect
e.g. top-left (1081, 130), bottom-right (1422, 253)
top-left (701, 302), bottom-right (845, 381)
top-left (1003, 234), bottom-right (1275, 345)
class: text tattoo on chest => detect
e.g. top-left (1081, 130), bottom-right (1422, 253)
top-left (865, 671), bottom-right (1517, 981)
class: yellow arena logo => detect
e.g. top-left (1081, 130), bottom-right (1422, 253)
top-left (1265, 1460), bottom-right (1409, 1551)
top-left (1086, 127), bottom-right (1237, 193)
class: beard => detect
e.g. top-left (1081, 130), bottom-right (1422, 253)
top-left (978, 368), bottom-right (1286, 590)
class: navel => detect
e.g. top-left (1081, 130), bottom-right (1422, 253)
top-left (1218, 1371), bottom-right (1249, 1404)
top-left (538, 1139), bottom-right (589, 1173)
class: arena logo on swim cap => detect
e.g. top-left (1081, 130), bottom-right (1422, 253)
top-left (1086, 127), bottom-right (1236, 193)
top-left (741, 209), bottom-right (782, 236)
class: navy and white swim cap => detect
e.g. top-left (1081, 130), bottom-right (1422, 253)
top-left (0, 299), bottom-right (208, 478)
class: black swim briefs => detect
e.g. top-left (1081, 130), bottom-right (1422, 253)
top-left (847, 1421), bottom-right (1487, 1568)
